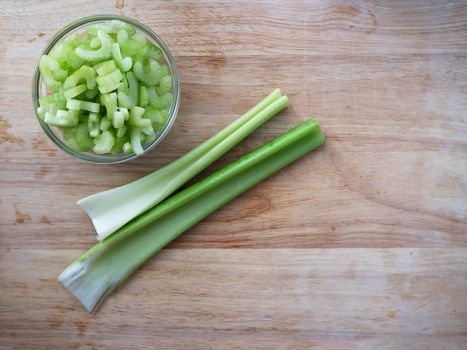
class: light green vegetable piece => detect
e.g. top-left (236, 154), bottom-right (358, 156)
top-left (88, 113), bottom-right (101, 138)
top-left (64, 84), bottom-right (87, 99)
top-left (67, 99), bottom-right (100, 113)
top-left (100, 92), bottom-right (117, 120)
top-left (112, 43), bottom-right (132, 72)
top-left (94, 60), bottom-right (117, 77)
top-left (147, 86), bottom-right (173, 110)
top-left (63, 65), bottom-right (97, 90)
top-left (44, 109), bottom-right (78, 127)
top-left (100, 117), bottom-right (111, 131)
top-left (133, 59), bottom-right (164, 85)
top-left (75, 31), bottom-right (113, 62)
top-left (129, 106), bottom-right (151, 129)
top-left (113, 107), bottom-right (128, 129)
top-left (139, 86), bottom-right (149, 107)
top-left (117, 71), bottom-right (138, 108)
top-left (39, 55), bottom-right (67, 89)
top-left (130, 127), bottom-right (145, 155)
top-left (96, 69), bottom-right (123, 94)
top-left (117, 29), bottom-right (128, 45)
top-left (156, 75), bottom-right (172, 95)
top-left (75, 123), bottom-right (95, 152)
top-left (93, 130), bottom-right (114, 154)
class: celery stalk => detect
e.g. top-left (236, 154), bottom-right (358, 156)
top-left (78, 89), bottom-right (286, 240)
top-left (59, 119), bottom-right (325, 312)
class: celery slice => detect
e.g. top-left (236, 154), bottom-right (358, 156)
top-left (123, 142), bottom-right (132, 154)
top-left (96, 69), bottom-right (123, 94)
top-left (113, 109), bottom-right (125, 129)
top-left (99, 117), bottom-right (111, 131)
top-left (128, 106), bottom-right (151, 129)
top-left (78, 89), bottom-right (286, 240)
top-left (66, 99), bottom-right (100, 113)
top-left (139, 85), bottom-right (149, 107)
top-left (94, 60), bottom-right (117, 77)
top-left (117, 72), bottom-right (138, 108)
top-left (75, 123), bottom-right (95, 151)
top-left (44, 110), bottom-right (78, 127)
top-left (60, 119), bottom-right (325, 312)
top-left (63, 65), bottom-right (96, 90)
top-left (146, 44), bottom-right (163, 60)
top-left (100, 92), bottom-right (117, 120)
top-left (117, 125), bottom-right (127, 138)
top-left (112, 43), bottom-right (132, 72)
top-left (88, 113), bottom-right (101, 138)
top-left (156, 75), bottom-right (172, 95)
top-left (133, 59), bottom-right (163, 85)
top-left (39, 55), bottom-right (65, 88)
top-left (130, 128), bottom-right (145, 155)
top-left (117, 29), bottom-right (128, 45)
top-left (93, 130), bottom-right (114, 154)
top-left (147, 86), bottom-right (172, 110)
top-left (75, 31), bottom-right (113, 62)
top-left (64, 84), bottom-right (87, 99)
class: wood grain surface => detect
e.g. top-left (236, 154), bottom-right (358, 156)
top-left (1, 0), bottom-right (466, 349)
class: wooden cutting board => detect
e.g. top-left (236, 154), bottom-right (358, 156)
top-left (1, 1), bottom-right (466, 349)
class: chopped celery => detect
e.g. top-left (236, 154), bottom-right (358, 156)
top-left (66, 99), bottom-right (100, 113)
top-left (96, 69), bottom-right (123, 93)
top-left (129, 106), bottom-right (151, 129)
top-left (44, 110), bottom-right (78, 127)
top-left (117, 125), bottom-right (127, 138)
top-left (144, 108), bottom-right (168, 130)
top-left (64, 84), bottom-right (87, 99)
top-left (117, 29), bottom-right (128, 45)
top-left (111, 134), bottom-right (129, 154)
top-left (156, 75), bottom-right (172, 95)
top-left (37, 19), bottom-right (174, 155)
top-left (39, 55), bottom-right (66, 88)
top-left (130, 127), bottom-right (145, 155)
top-left (94, 60), bottom-right (117, 76)
top-left (120, 39), bottom-right (146, 59)
top-left (139, 85), bottom-right (149, 107)
top-left (78, 89), bottom-right (287, 239)
top-left (123, 142), bottom-right (132, 154)
top-left (37, 106), bottom-right (46, 120)
top-left (75, 31), bottom-right (113, 62)
top-left (147, 86), bottom-right (172, 110)
top-left (75, 123), bottom-right (95, 151)
top-left (93, 130), bottom-right (114, 154)
top-left (60, 119), bottom-right (325, 312)
top-left (117, 71), bottom-right (138, 108)
top-left (146, 44), bottom-right (163, 60)
top-left (100, 117), bottom-right (111, 131)
top-left (112, 43), bottom-right (132, 72)
top-left (63, 65), bottom-right (96, 90)
top-left (100, 92), bottom-right (117, 120)
top-left (133, 59), bottom-right (164, 85)
top-left (88, 113), bottom-right (101, 137)
top-left (113, 108), bottom-right (125, 128)
top-left (90, 37), bottom-right (101, 49)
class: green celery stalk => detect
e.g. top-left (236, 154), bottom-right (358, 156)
top-left (78, 89), bottom-right (287, 240)
top-left (59, 119), bottom-right (325, 312)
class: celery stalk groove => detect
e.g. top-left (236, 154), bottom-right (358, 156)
top-left (59, 119), bottom-right (325, 312)
top-left (78, 89), bottom-right (288, 240)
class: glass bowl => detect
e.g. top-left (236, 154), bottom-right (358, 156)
top-left (31, 15), bottom-right (180, 164)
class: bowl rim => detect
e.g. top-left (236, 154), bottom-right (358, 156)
top-left (31, 14), bottom-right (180, 164)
